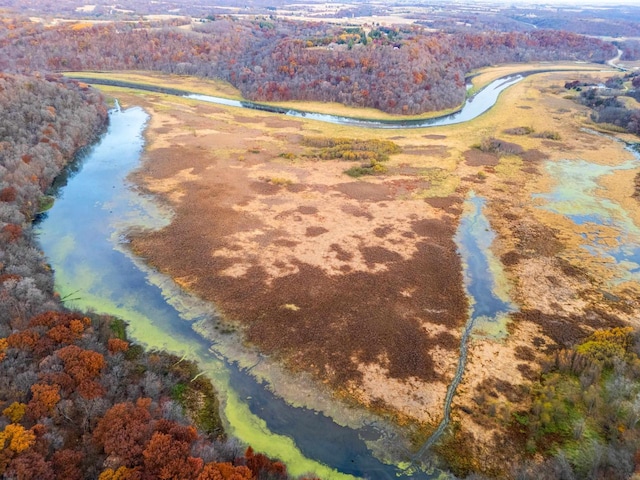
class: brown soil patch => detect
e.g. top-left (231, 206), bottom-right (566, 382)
top-left (373, 226), bottom-right (393, 238)
top-left (424, 196), bottom-right (463, 212)
top-left (463, 149), bottom-right (499, 167)
top-left (297, 206), bottom-right (318, 215)
top-left (404, 145), bottom-right (449, 157)
top-left (391, 165), bottom-right (422, 176)
top-left (511, 310), bottom-right (586, 348)
top-left (521, 149), bottom-right (549, 162)
top-left (333, 182), bottom-right (392, 202)
top-left (305, 226), bottom-right (329, 237)
top-left (422, 134), bottom-right (447, 140)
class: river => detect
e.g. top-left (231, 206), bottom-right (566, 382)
top-left (72, 73), bottom-right (525, 129)
top-left (35, 74), bottom-right (548, 478)
top-left (35, 104), bottom-right (446, 480)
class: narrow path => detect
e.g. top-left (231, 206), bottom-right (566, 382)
top-left (407, 316), bottom-right (476, 466)
top-left (607, 48), bottom-right (627, 72)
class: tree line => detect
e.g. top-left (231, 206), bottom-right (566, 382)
top-left (0, 16), bottom-right (617, 115)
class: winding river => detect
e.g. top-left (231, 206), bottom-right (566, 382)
top-left (36, 74), bottom-right (539, 478)
top-left (72, 74), bottom-right (524, 129)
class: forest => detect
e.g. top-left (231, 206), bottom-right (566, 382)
top-left (0, 16), bottom-right (617, 114)
top-left (0, 73), bottom-right (305, 480)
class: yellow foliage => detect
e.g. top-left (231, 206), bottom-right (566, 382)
top-left (70, 22), bottom-right (93, 31)
top-left (0, 424), bottom-right (36, 453)
top-left (2, 402), bottom-right (27, 423)
top-left (576, 327), bottom-right (635, 363)
top-left (98, 466), bottom-right (137, 480)
top-left (0, 337), bottom-right (7, 361)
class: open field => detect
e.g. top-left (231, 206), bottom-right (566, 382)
top-left (99, 65), bottom-right (640, 471)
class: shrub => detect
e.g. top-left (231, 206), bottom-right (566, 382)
top-left (503, 126), bottom-right (534, 136)
top-left (304, 137), bottom-right (400, 163)
top-left (474, 137), bottom-right (524, 156)
top-left (533, 131), bottom-right (561, 140)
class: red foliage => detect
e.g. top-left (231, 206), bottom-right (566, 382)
top-left (244, 447), bottom-right (287, 479)
top-left (0, 186), bottom-right (17, 202)
top-left (5, 451), bottom-right (54, 480)
top-left (93, 399), bottom-right (154, 467)
top-left (0, 273), bottom-right (22, 284)
top-left (52, 449), bottom-right (83, 480)
top-left (142, 431), bottom-right (203, 480)
top-left (77, 379), bottom-right (105, 399)
top-left (1, 224), bottom-right (22, 242)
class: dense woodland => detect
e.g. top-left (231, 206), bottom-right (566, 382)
top-left (0, 74), bottom-right (304, 480)
top-left (0, 16), bottom-right (616, 114)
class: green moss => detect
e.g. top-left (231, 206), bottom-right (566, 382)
top-left (109, 317), bottom-right (128, 340)
top-left (37, 195), bottom-right (55, 213)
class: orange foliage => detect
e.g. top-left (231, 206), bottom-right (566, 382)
top-left (197, 463), bottom-right (254, 480)
top-left (56, 345), bottom-right (105, 384)
top-left (28, 383), bottom-right (60, 419)
top-left (108, 338), bottom-right (129, 354)
top-left (47, 321), bottom-right (84, 344)
top-left (0, 424), bottom-right (36, 453)
top-left (7, 330), bottom-right (39, 350)
top-left (29, 311), bottom-right (90, 329)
